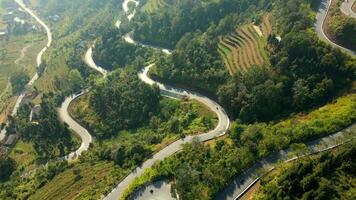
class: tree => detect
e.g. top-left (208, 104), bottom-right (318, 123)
top-left (10, 71), bottom-right (30, 94)
top-left (0, 157), bottom-right (16, 182)
top-left (68, 69), bottom-right (84, 92)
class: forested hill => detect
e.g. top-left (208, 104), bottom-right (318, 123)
top-left (129, 0), bottom-right (356, 123)
top-left (91, 0), bottom-right (356, 125)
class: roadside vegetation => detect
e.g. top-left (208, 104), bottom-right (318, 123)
top-left (149, 0), bottom-right (355, 123)
top-left (32, 0), bottom-right (121, 94)
top-left (254, 139), bottom-right (356, 200)
top-left (122, 93), bottom-right (356, 200)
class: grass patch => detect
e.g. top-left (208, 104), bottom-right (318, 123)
top-left (9, 140), bottom-right (36, 167)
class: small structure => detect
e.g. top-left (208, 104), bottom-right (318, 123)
top-left (30, 105), bottom-right (41, 122)
top-left (3, 134), bottom-right (18, 147)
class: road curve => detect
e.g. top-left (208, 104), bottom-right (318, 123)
top-left (85, 46), bottom-right (108, 77)
top-left (56, 45), bottom-right (108, 161)
top-left (104, 63), bottom-right (230, 200)
top-left (58, 90), bottom-right (93, 161)
top-left (315, 0), bottom-right (355, 56)
top-left (340, 0), bottom-right (356, 18)
top-left (0, 0), bottom-right (52, 142)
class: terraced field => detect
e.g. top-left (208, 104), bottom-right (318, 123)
top-left (141, 0), bottom-right (168, 13)
top-left (218, 14), bottom-right (272, 75)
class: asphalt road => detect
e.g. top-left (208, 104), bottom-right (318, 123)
top-left (340, 0), bottom-right (356, 18)
top-left (103, 1), bottom-right (230, 199)
top-left (104, 64), bottom-right (230, 200)
top-left (58, 90), bottom-right (93, 161)
top-left (0, 0), bottom-right (52, 142)
top-left (56, 41), bottom-right (109, 162)
top-left (56, 0), bottom-right (354, 198)
top-left (315, 0), bottom-right (355, 56)
top-left (85, 46), bottom-right (108, 76)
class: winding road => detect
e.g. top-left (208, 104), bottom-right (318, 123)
top-left (58, 90), bottom-right (93, 161)
top-left (55, 0), bottom-right (229, 199)
top-left (55, 0), bottom-right (354, 199)
top-left (315, 0), bottom-right (355, 56)
top-left (0, 0), bottom-right (90, 162)
top-left (0, 0), bottom-right (52, 142)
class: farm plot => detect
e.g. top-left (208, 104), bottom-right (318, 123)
top-left (218, 14), bottom-right (272, 75)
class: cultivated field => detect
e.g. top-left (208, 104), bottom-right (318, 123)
top-left (218, 14), bottom-right (272, 75)
top-left (28, 161), bottom-right (126, 200)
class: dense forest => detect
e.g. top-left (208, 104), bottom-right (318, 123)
top-left (72, 67), bottom-right (217, 143)
top-left (146, 0), bottom-right (356, 123)
top-left (254, 139), bottom-right (356, 199)
top-left (0, 157), bottom-right (15, 182)
top-left (92, 28), bottom-right (150, 71)
top-left (10, 71), bottom-right (30, 94)
top-left (89, 69), bottom-right (160, 138)
top-left (132, 0), bottom-right (271, 48)
top-left (117, 0), bottom-right (356, 198)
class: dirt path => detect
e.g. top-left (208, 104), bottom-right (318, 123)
top-left (14, 43), bottom-right (33, 69)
